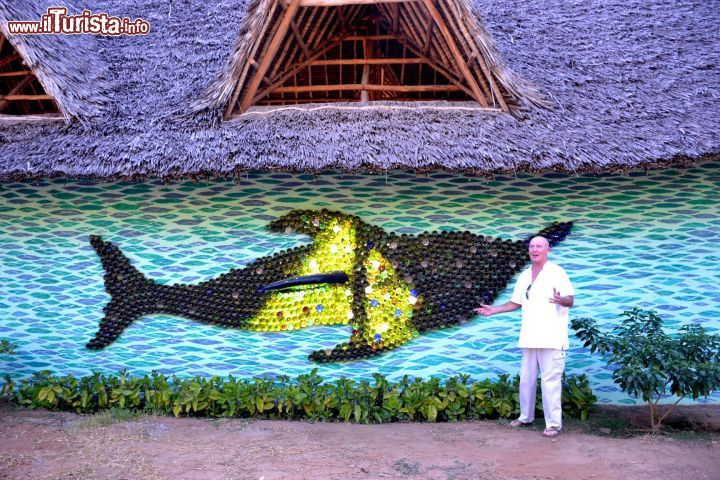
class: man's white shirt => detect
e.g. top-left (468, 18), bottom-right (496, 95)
top-left (511, 260), bottom-right (575, 350)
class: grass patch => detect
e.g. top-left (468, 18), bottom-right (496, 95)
top-left (77, 407), bottom-right (142, 428)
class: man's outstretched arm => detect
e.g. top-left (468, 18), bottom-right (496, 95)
top-left (474, 301), bottom-right (521, 317)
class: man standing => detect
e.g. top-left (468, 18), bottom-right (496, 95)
top-left (474, 236), bottom-right (574, 438)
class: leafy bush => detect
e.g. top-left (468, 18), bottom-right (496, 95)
top-left (5, 369), bottom-right (595, 423)
top-left (0, 338), bottom-right (17, 355)
top-left (572, 307), bottom-right (720, 432)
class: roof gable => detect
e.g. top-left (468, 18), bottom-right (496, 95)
top-left (0, 1), bottom-right (109, 123)
top-left (0, 31), bottom-right (61, 118)
top-left (197, 0), bottom-right (549, 118)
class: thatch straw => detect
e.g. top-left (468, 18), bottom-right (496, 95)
top-left (0, 0), bottom-right (718, 180)
top-left (0, 1), bottom-right (109, 123)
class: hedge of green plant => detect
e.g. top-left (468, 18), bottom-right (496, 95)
top-left (1, 370), bottom-right (596, 423)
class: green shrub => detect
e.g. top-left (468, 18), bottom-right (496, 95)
top-left (572, 307), bottom-right (720, 432)
top-left (6, 369), bottom-right (595, 424)
top-left (0, 338), bottom-right (17, 355)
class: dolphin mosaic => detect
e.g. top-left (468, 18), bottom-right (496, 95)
top-left (87, 209), bottom-right (573, 361)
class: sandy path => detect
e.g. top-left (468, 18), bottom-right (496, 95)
top-left (1, 407), bottom-right (718, 480)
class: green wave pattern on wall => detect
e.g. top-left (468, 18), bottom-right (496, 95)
top-left (1, 161), bottom-right (718, 404)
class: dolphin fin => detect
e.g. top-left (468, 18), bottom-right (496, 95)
top-left (267, 209), bottom-right (383, 240)
top-left (259, 271), bottom-right (349, 293)
top-left (87, 236), bottom-right (157, 349)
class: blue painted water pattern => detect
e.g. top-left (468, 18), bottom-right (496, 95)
top-left (1, 161), bottom-right (718, 404)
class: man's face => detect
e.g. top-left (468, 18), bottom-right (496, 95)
top-left (528, 236), bottom-right (551, 264)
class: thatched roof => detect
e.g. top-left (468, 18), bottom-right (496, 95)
top-left (0, 0), bottom-right (718, 180)
top-left (194, 0), bottom-right (549, 117)
top-left (0, 1), bottom-right (108, 122)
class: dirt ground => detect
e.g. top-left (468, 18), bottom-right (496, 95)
top-left (1, 404), bottom-right (719, 480)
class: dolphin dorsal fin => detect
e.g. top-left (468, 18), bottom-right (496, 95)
top-left (267, 209), bottom-right (380, 239)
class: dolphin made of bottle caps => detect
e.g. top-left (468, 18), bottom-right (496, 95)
top-left (87, 209), bottom-right (573, 362)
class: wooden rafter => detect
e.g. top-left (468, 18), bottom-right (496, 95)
top-left (224, 0), bottom-right (281, 119)
top-left (438, 0), bottom-right (505, 110)
top-left (272, 83), bottom-right (460, 93)
top-left (0, 33), bottom-right (60, 116)
top-left (270, 4), bottom-right (313, 79)
top-left (421, 15), bottom-right (434, 55)
top-left (229, 0), bottom-right (514, 114)
top-left (391, 3), bottom-right (400, 33)
top-left (415, 2), bottom-right (490, 100)
top-left (389, 33), bottom-right (475, 98)
top-left (337, 5), bottom-right (346, 34)
top-left (0, 71), bottom-right (32, 77)
top-left (241, 0), bottom-right (302, 112)
top-left (280, 0), bottom-right (311, 60)
top-left (310, 58), bottom-right (425, 66)
top-left (0, 53), bottom-right (21, 69)
top-left (420, 0), bottom-right (487, 107)
top-left (253, 38), bottom-right (346, 103)
top-left (0, 75), bottom-right (34, 112)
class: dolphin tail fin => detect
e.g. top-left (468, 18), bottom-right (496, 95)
top-left (527, 221), bottom-right (574, 247)
top-left (86, 235), bottom-right (156, 349)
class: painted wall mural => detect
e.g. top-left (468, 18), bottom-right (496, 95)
top-left (88, 209), bottom-right (571, 361)
top-left (1, 161), bottom-right (718, 404)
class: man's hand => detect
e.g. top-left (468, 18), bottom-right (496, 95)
top-left (549, 288), bottom-right (574, 308)
top-left (474, 304), bottom-right (496, 317)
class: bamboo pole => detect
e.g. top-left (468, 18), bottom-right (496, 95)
top-left (224, 0), bottom-right (280, 119)
top-left (420, 0), bottom-right (487, 107)
top-left (252, 38), bottom-right (345, 103)
top-left (360, 39), bottom-right (370, 102)
top-left (310, 58), bottom-right (426, 66)
top-left (0, 53), bottom-right (21, 69)
top-left (271, 83), bottom-right (460, 93)
top-left (389, 33), bottom-right (475, 98)
top-left (440, 0), bottom-right (501, 109)
top-left (0, 75), bottom-right (38, 112)
top-left (240, 0), bottom-right (303, 112)
top-left (0, 71), bottom-right (32, 77)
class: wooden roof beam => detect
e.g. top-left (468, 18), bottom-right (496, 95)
top-left (420, 0), bottom-right (488, 107)
top-left (391, 3), bottom-right (400, 33)
top-left (310, 58), bottom-right (426, 66)
top-left (0, 75), bottom-right (35, 112)
top-left (271, 83), bottom-right (460, 93)
top-left (0, 94), bottom-right (53, 101)
top-left (337, 5), bottom-right (346, 34)
top-left (224, 0), bottom-right (281, 119)
top-left (0, 71), bottom-right (32, 77)
top-left (251, 37), bottom-right (346, 104)
top-left (288, 0), bottom-right (416, 6)
top-left (240, 0), bottom-right (302, 113)
top-left (439, 0), bottom-right (506, 110)
top-left (0, 53), bottom-right (21, 69)
top-left (344, 34), bottom-right (394, 41)
top-left (279, 0), bottom-right (312, 60)
top-left (422, 15), bottom-right (434, 55)
top-left (388, 33), bottom-right (476, 98)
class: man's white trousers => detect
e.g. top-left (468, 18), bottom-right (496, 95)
top-left (517, 348), bottom-right (566, 429)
